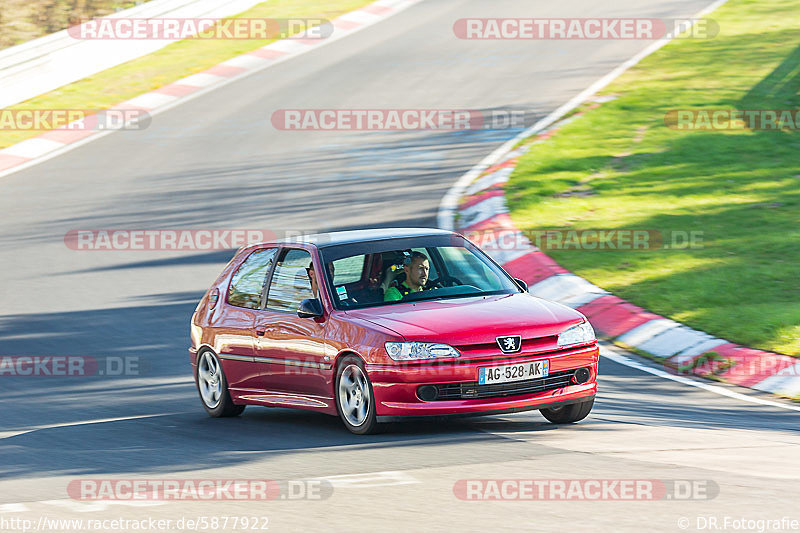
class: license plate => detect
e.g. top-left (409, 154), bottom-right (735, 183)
top-left (478, 360), bottom-right (550, 385)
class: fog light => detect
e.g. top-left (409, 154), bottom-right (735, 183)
top-left (418, 385), bottom-right (439, 401)
top-left (573, 367), bottom-right (592, 384)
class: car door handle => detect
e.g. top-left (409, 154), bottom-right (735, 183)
top-left (255, 329), bottom-right (267, 336)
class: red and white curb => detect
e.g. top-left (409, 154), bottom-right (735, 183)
top-left (438, 0), bottom-right (798, 401)
top-left (0, 0), bottom-right (422, 179)
top-left (445, 114), bottom-right (800, 401)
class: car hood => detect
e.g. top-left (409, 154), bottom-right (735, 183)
top-left (344, 293), bottom-right (585, 346)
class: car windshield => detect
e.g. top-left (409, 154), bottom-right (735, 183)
top-left (317, 234), bottom-right (521, 309)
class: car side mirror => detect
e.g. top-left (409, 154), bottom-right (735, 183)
top-left (297, 298), bottom-right (324, 319)
top-left (513, 278), bottom-right (528, 292)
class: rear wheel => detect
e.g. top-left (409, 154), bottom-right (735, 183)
top-left (335, 356), bottom-right (379, 435)
top-left (540, 398), bottom-right (593, 424)
top-left (196, 350), bottom-right (245, 418)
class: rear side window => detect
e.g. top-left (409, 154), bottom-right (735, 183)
top-left (267, 248), bottom-right (314, 313)
top-left (331, 255), bottom-right (366, 285)
top-left (227, 248), bottom-right (277, 309)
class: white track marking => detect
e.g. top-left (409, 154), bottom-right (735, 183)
top-left (323, 471), bottom-right (420, 488)
top-left (0, 412), bottom-right (188, 440)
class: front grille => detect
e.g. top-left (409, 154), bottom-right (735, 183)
top-left (454, 335), bottom-right (560, 359)
top-left (428, 369), bottom-right (576, 401)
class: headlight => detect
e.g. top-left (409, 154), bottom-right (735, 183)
top-left (384, 342), bottom-right (460, 361)
top-left (557, 321), bottom-right (595, 347)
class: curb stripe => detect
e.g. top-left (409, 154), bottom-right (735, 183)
top-left (248, 48), bottom-right (288, 59)
top-left (458, 197), bottom-right (509, 229)
top-left (0, 154), bottom-right (29, 171)
top-left (2, 138), bottom-right (64, 159)
top-left (362, 4), bottom-right (393, 14)
top-left (635, 326), bottom-right (715, 359)
top-left (220, 54), bottom-right (271, 69)
top-left (464, 167), bottom-right (513, 196)
top-left (753, 364), bottom-right (800, 397)
top-left (616, 319), bottom-right (682, 349)
top-left (528, 273), bottom-right (608, 309)
top-left (264, 39), bottom-right (313, 54)
top-left (459, 189), bottom-right (505, 210)
top-left (204, 64), bottom-right (247, 77)
top-left (40, 128), bottom-right (95, 144)
top-left (333, 19), bottom-right (361, 30)
top-left (122, 92), bottom-right (177, 109)
top-left (338, 11), bottom-right (380, 24)
top-left (153, 83), bottom-right (200, 97)
top-left (179, 72), bottom-right (227, 88)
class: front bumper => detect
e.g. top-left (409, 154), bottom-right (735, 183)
top-left (366, 344), bottom-right (598, 417)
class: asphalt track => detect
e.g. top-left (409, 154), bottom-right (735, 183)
top-left (1, 1), bottom-right (799, 531)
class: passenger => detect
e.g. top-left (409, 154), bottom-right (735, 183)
top-left (384, 251), bottom-right (430, 302)
top-left (306, 261), bottom-right (334, 299)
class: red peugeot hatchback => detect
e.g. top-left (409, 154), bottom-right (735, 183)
top-left (190, 229), bottom-right (598, 434)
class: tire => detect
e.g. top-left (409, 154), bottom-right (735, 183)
top-left (196, 350), bottom-right (245, 418)
top-left (540, 398), bottom-right (593, 424)
top-left (335, 356), bottom-right (379, 435)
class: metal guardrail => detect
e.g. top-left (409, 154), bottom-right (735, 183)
top-left (0, 0), bottom-right (265, 108)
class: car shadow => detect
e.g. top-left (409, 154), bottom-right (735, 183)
top-left (0, 404), bottom-right (562, 480)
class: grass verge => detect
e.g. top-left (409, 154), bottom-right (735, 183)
top-left (506, 0), bottom-right (800, 356)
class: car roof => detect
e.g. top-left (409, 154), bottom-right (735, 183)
top-left (273, 228), bottom-right (456, 248)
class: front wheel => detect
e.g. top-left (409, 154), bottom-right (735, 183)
top-left (540, 398), bottom-right (593, 424)
top-left (335, 356), bottom-right (379, 434)
top-left (196, 350), bottom-right (245, 418)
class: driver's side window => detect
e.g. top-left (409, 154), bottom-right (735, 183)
top-left (266, 249), bottom-right (314, 313)
top-left (439, 246), bottom-right (501, 289)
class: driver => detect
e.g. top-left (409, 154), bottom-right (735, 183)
top-left (384, 251), bottom-right (430, 302)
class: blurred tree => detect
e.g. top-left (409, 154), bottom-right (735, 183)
top-left (0, 0), bottom-right (147, 50)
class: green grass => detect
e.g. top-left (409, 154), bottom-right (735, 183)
top-left (506, 0), bottom-right (800, 356)
top-left (0, 0), bottom-right (372, 149)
